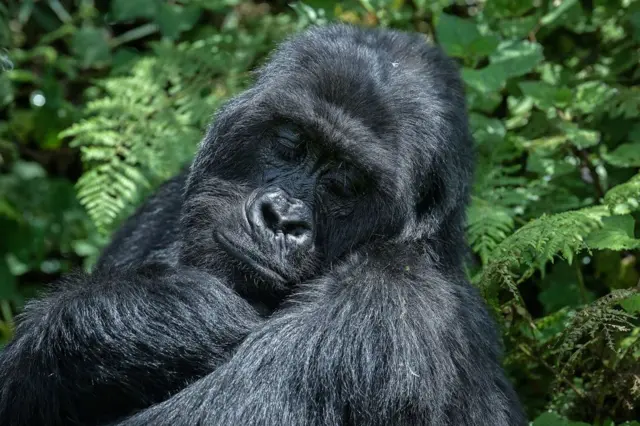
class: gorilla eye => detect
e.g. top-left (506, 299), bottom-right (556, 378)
top-left (275, 138), bottom-right (304, 161)
top-left (274, 127), bottom-right (305, 162)
top-left (326, 166), bottom-right (368, 198)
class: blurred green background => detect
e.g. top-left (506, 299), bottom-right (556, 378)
top-left (0, 1), bottom-right (639, 424)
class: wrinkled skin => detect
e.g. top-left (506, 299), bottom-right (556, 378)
top-left (0, 24), bottom-right (526, 426)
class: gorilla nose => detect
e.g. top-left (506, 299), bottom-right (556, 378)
top-left (248, 189), bottom-right (313, 245)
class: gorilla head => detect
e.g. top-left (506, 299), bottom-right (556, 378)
top-left (179, 25), bottom-right (474, 302)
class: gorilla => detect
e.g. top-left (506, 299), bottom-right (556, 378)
top-left (0, 24), bottom-right (526, 426)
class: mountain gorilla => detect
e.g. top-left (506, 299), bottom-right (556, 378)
top-left (0, 24), bottom-right (526, 425)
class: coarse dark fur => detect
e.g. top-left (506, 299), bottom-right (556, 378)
top-left (0, 24), bottom-right (526, 426)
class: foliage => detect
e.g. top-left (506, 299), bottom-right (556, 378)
top-left (0, 0), bottom-right (639, 424)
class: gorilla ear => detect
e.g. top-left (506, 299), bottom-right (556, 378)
top-left (409, 163), bottom-right (470, 248)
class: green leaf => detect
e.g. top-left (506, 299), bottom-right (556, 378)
top-left (557, 122), bottom-right (600, 149)
top-left (462, 67), bottom-right (506, 93)
top-left (71, 26), bottom-right (111, 69)
top-left (435, 14), bottom-right (498, 58)
top-left (0, 198), bottom-right (20, 221)
top-left (518, 81), bottom-right (572, 109)
top-left (0, 260), bottom-right (17, 300)
top-left (603, 142), bottom-right (640, 168)
top-left (189, 0), bottom-right (239, 12)
top-left (12, 161), bottom-right (46, 180)
top-left (620, 293), bottom-right (640, 313)
top-left (470, 113), bottom-right (506, 145)
top-left (586, 215), bottom-right (640, 251)
top-left (155, 4), bottom-right (201, 39)
top-left (538, 262), bottom-right (593, 314)
top-left (604, 172), bottom-right (640, 215)
top-left (111, 0), bottom-right (160, 21)
top-left (572, 81), bottom-right (616, 115)
top-left (499, 14), bottom-right (540, 38)
top-left (540, 0), bottom-right (581, 27)
top-left (483, 0), bottom-right (534, 19)
top-left (466, 87), bottom-right (502, 113)
top-left (489, 40), bottom-right (544, 78)
top-left (5, 253), bottom-right (29, 277)
top-left (629, 10), bottom-right (640, 42)
top-left (531, 412), bottom-right (591, 426)
top-left (435, 14), bottom-right (478, 53)
top-left (468, 36), bottom-right (501, 59)
top-left (72, 240), bottom-right (100, 258)
top-left (463, 41), bottom-right (543, 94)
top-left (0, 73), bottom-right (13, 107)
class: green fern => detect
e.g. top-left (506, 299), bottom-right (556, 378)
top-left (467, 114), bottom-right (535, 263)
top-left (467, 197), bottom-right (515, 264)
top-left (481, 206), bottom-right (610, 289)
top-left (74, 162), bottom-right (150, 231)
top-left (60, 58), bottom-right (199, 231)
top-left (559, 289), bottom-right (638, 361)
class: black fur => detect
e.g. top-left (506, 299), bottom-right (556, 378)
top-left (0, 24), bottom-right (526, 426)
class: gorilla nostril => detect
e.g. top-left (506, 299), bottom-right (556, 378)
top-left (260, 203), bottom-right (280, 231)
top-left (282, 222), bottom-right (311, 238)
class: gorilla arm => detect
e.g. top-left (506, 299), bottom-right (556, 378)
top-left (117, 246), bottom-right (526, 426)
top-left (0, 265), bottom-right (262, 426)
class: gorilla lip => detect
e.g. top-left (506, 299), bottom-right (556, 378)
top-left (214, 232), bottom-right (288, 284)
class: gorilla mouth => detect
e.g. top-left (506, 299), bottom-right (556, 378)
top-left (214, 232), bottom-right (288, 284)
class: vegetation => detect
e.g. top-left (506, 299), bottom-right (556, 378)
top-left (1, 0), bottom-right (639, 424)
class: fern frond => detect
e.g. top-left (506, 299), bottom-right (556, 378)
top-left (481, 206), bottom-right (610, 289)
top-left (468, 155), bottom-right (547, 264)
top-left (557, 289), bottom-right (638, 376)
top-left (75, 162), bottom-right (150, 231)
top-left (467, 197), bottom-right (515, 264)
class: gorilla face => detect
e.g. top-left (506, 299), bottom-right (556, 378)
top-left (180, 25), bottom-right (473, 300)
top-left (214, 121), bottom-right (388, 279)
top-left (182, 106), bottom-right (403, 296)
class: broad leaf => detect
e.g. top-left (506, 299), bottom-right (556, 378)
top-left (489, 40), bottom-right (544, 78)
top-left (435, 14), bottom-right (498, 58)
top-left (557, 122), bottom-right (600, 149)
top-left (605, 173), bottom-right (640, 215)
top-left (620, 293), bottom-right (640, 313)
top-left (463, 41), bottom-right (543, 93)
top-left (71, 26), bottom-right (111, 69)
top-left (532, 412), bottom-right (590, 426)
top-left (603, 142), bottom-right (640, 168)
top-left (155, 4), bottom-right (201, 39)
top-left (519, 81), bottom-right (572, 109)
top-left (586, 215), bottom-right (640, 251)
top-left (111, 0), bottom-right (160, 21)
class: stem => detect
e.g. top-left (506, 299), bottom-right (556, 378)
top-left (573, 146), bottom-right (605, 201)
top-left (111, 23), bottom-right (159, 48)
top-left (574, 261), bottom-right (589, 304)
top-left (48, 0), bottom-right (73, 23)
top-left (517, 343), bottom-right (585, 399)
top-left (0, 300), bottom-right (12, 323)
